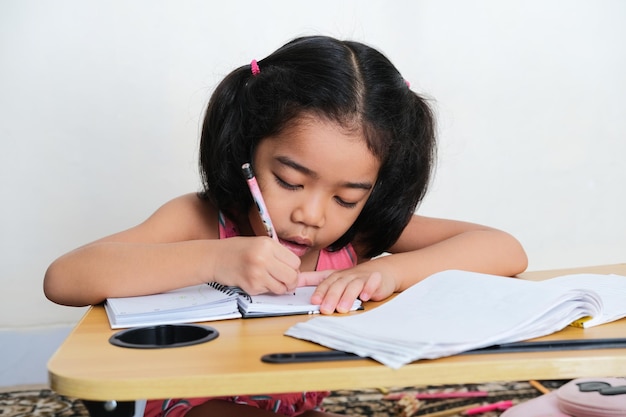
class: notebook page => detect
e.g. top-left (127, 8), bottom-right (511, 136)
top-left (107, 284), bottom-right (235, 316)
top-left (241, 286), bottom-right (361, 314)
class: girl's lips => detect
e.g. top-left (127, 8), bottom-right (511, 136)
top-left (279, 238), bottom-right (311, 257)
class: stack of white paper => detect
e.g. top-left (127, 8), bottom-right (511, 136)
top-left (285, 270), bottom-right (626, 369)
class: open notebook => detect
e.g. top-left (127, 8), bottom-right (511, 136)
top-left (285, 270), bottom-right (626, 369)
top-left (104, 283), bottom-right (362, 329)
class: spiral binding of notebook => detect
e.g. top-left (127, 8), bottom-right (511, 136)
top-left (208, 282), bottom-right (252, 302)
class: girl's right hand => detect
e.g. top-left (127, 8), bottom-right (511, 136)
top-left (213, 236), bottom-right (301, 295)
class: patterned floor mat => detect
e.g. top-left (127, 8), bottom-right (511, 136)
top-left (0, 380), bottom-right (568, 416)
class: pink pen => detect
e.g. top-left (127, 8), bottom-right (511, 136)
top-left (463, 400), bottom-right (514, 415)
top-left (242, 163), bottom-right (279, 241)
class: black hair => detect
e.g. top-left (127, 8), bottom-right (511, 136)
top-left (199, 35), bottom-right (436, 258)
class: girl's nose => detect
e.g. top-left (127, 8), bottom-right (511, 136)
top-left (292, 195), bottom-right (326, 228)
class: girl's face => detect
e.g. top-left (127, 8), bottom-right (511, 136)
top-left (251, 114), bottom-right (380, 262)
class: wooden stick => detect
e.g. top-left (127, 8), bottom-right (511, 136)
top-left (529, 379), bottom-right (551, 395)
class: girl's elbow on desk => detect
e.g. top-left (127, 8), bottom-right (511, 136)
top-left (44, 260), bottom-right (101, 307)
top-left (455, 229), bottom-right (528, 277)
top-left (496, 231), bottom-right (529, 276)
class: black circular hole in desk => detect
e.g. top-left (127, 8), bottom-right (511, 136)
top-left (109, 324), bottom-right (219, 349)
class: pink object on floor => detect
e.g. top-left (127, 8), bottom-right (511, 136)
top-left (501, 377), bottom-right (626, 417)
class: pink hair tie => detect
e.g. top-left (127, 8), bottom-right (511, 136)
top-left (250, 59), bottom-right (260, 76)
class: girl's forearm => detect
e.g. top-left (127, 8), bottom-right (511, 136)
top-left (382, 230), bottom-right (528, 291)
top-left (44, 240), bottom-right (215, 307)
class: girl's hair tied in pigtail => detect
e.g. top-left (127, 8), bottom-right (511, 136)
top-left (250, 59), bottom-right (261, 76)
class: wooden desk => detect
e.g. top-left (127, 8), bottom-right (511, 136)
top-left (48, 264), bottom-right (626, 402)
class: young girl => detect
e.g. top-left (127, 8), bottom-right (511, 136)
top-left (44, 35), bottom-right (527, 417)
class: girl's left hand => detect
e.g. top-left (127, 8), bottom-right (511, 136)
top-left (298, 267), bottom-right (396, 314)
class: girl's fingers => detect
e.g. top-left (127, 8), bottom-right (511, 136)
top-left (358, 271), bottom-right (382, 301)
top-left (272, 239), bottom-right (302, 270)
top-left (297, 270), bottom-right (334, 287)
top-left (270, 264), bottom-right (300, 293)
top-left (262, 239), bottom-right (301, 293)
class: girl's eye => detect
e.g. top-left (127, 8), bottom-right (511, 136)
top-left (274, 176), bottom-right (300, 190)
top-left (334, 197), bottom-right (358, 209)
top-left (275, 175), bottom-right (358, 208)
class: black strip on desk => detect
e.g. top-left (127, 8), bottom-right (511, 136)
top-left (262, 350), bottom-right (362, 363)
top-left (463, 337), bottom-right (626, 354)
top-left (262, 338), bottom-right (626, 364)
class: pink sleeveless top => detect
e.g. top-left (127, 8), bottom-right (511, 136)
top-left (143, 212), bottom-right (357, 417)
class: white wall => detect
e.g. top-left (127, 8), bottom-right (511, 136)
top-left (2, 0), bottom-right (625, 331)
